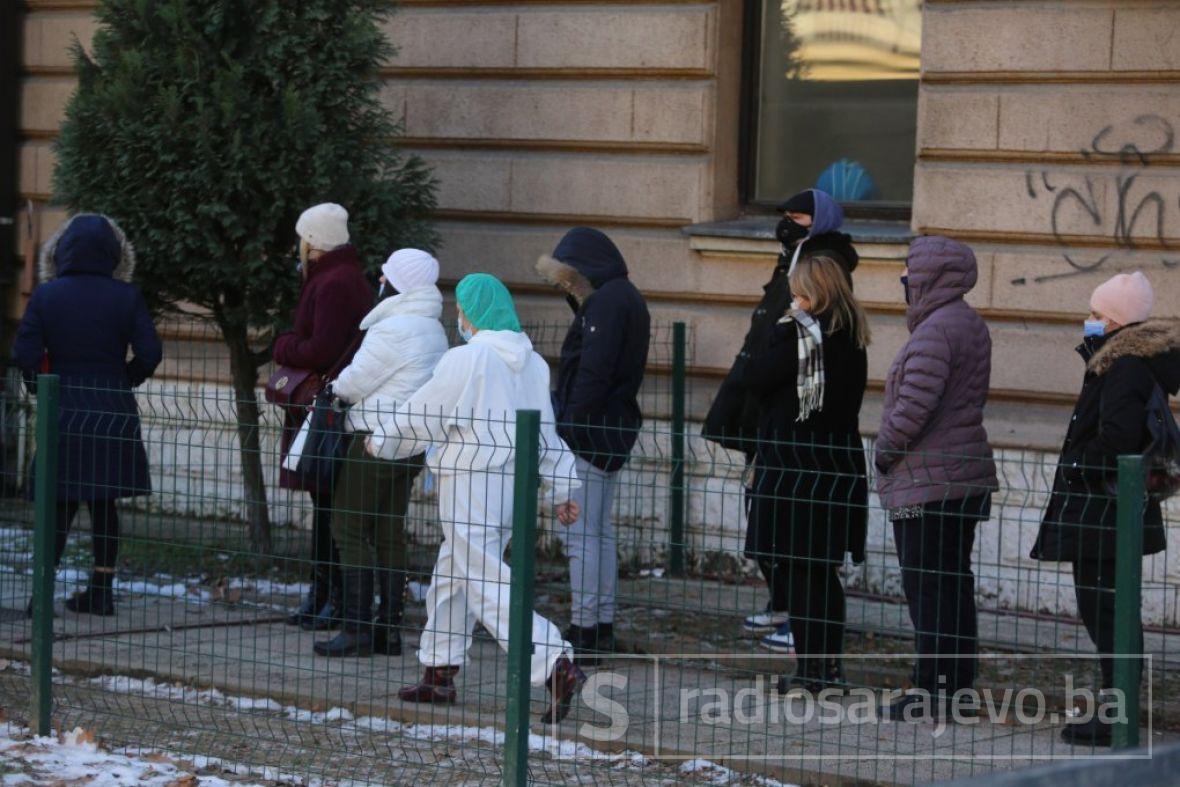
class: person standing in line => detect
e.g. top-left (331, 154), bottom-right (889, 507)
top-left (736, 255), bottom-right (869, 692)
top-left (370, 273), bottom-right (585, 723)
top-left (13, 214), bottom-right (163, 616)
top-left (535, 227), bottom-right (650, 662)
top-left (703, 188), bottom-right (859, 652)
top-left (1031, 272), bottom-right (1176, 747)
top-left (275, 203), bottom-right (372, 631)
top-left (313, 249), bottom-right (448, 658)
top-left (875, 235), bottom-right (998, 720)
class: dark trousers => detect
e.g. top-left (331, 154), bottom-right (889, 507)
top-left (307, 488), bottom-right (341, 594)
top-left (893, 505), bottom-right (980, 694)
top-left (332, 438), bottom-right (421, 570)
top-left (780, 558), bottom-right (845, 670)
top-left (1072, 559), bottom-right (1136, 690)
top-left (53, 499), bottom-right (120, 570)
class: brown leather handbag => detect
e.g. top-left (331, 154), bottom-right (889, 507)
top-left (265, 331), bottom-right (364, 409)
top-left (265, 366), bottom-right (323, 409)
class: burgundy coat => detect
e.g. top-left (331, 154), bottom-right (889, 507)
top-left (274, 245), bottom-right (373, 492)
top-left (875, 236), bottom-right (998, 509)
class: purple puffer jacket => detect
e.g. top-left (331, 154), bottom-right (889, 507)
top-left (875, 236), bottom-right (998, 509)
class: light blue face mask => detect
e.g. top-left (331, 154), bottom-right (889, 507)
top-left (1083, 319), bottom-right (1107, 338)
top-left (457, 317), bottom-right (474, 344)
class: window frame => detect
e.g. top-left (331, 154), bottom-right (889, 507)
top-left (737, 0), bottom-right (915, 221)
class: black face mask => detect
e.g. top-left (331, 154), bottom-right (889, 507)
top-left (775, 217), bottom-right (809, 248)
top-left (564, 294), bottom-right (581, 314)
top-left (900, 275), bottom-right (911, 306)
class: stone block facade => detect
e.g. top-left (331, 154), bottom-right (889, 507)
top-left (14, 0), bottom-right (1180, 627)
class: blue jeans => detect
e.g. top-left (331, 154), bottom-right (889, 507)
top-left (564, 458), bottom-right (619, 627)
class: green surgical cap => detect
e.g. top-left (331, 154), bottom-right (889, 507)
top-left (455, 273), bottom-right (522, 332)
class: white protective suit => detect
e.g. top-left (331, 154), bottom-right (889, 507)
top-left (370, 329), bottom-right (580, 685)
top-left (332, 286), bottom-right (448, 435)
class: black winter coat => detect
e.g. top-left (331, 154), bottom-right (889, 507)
top-left (703, 231), bottom-right (859, 455)
top-left (1032, 320), bottom-right (1180, 563)
top-left (736, 315), bottom-right (869, 564)
top-left (13, 215), bottom-right (163, 502)
top-left (537, 228), bottom-right (651, 472)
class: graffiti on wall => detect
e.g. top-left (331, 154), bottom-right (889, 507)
top-left (1014, 114), bottom-right (1178, 285)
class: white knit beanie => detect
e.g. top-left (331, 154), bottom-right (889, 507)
top-left (382, 248), bottom-right (440, 293)
top-left (295, 203), bottom-right (350, 250)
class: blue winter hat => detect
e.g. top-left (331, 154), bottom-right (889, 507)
top-left (455, 273), bottom-right (522, 332)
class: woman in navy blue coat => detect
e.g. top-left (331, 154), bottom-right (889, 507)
top-left (13, 214), bottom-right (162, 616)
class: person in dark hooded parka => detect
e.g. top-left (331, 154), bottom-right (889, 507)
top-left (1031, 272), bottom-right (1177, 747)
top-left (13, 213), bottom-right (162, 616)
top-left (536, 227), bottom-right (651, 659)
top-left (702, 188), bottom-right (859, 647)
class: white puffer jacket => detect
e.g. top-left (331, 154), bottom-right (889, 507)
top-left (333, 286), bottom-right (448, 435)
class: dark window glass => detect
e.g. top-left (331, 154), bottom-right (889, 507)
top-left (751, 0), bottom-right (921, 207)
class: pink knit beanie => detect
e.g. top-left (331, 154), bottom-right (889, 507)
top-left (1090, 271), bottom-right (1154, 327)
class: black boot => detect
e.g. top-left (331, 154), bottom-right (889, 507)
top-left (776, 656), bottom-right (825, 695)
top-left (301, 563), bottom-right (343, 631)
top-left (563, 624), bottom-right (599, 666)
top-left (314, 569), bottom-right (374, 658)
top-left (65, 570), bottom-right (115, 617)
top-left (372, 568), bottom-right (405, 656)
top-left (595, 622), bottom-right (616, 654)
top-left (288, 562), bottom-right (331, 627)
top-left (1061, 690), bottom-right (1118, 747)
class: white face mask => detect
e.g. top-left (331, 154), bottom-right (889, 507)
top-left (457, 317), bottom-right (474, 343)
top-left (1083, 319), bottom-right (1106, 338)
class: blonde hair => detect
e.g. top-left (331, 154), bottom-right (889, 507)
top-left (788, 256), bottom-right (872, 348)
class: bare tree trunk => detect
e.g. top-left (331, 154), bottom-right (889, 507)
top-left (221, 320), bottom-right (272, 555)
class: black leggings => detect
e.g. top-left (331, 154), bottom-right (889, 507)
top-left (772, 558), bottom-right (845, 664)
top-left (53, 499), bottom-right (120, 570)
top-left (1072, 559), bottom-right (1136, 690)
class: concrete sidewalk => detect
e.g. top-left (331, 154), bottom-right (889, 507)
top-left (0, 573), bottom-right (1174, 785)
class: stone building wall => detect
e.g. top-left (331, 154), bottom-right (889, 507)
top-left (14, 0), bottom-right (1180, 625)
top-left (914, 0), bottom-right (1180, 404)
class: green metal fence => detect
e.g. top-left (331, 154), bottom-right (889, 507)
top-left (0, 320), bottom-right (1172, 786)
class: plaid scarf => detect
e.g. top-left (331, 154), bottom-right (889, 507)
top-left (778, 308), bottom-right (825, 421)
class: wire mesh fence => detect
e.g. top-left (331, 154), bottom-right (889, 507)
top-left (0, 319), bottom-right (1172, 786)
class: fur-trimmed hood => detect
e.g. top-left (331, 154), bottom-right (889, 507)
top-left (536, 227), bottom-right (627, 305)
top-left (1088, 318), bottom-right (1180, 393)
top-left (535, 253), bottom-right (593, 304)
top-left (38, 213), bottom-right (136, 283)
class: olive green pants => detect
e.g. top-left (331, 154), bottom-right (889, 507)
top-left (331, 435), bottom-right (423, 571)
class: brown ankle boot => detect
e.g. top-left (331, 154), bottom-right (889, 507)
top-left (540, 656), bottom-right (585, 724)
top-left (398, 666), bottom-right (460, 704)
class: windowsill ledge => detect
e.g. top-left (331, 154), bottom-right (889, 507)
top-left (682, 217), bottom-right (914, 245)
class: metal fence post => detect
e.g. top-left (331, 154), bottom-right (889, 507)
top-left (1113, 454), bottom-right (1145, 750)
top-left (669, 322), bottom-right (687, 577)
top-left (31, 374), bottom-right (59, 736)
top-left (505, 409), bottom-right (540, 787)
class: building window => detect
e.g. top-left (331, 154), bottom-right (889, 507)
top-left (746, 0), bottom-right (922, 210)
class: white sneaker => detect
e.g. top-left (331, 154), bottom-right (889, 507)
top-left (743, 610), bottom-right (790, 632)
top-left (760, 624), bottom-right (796, 653)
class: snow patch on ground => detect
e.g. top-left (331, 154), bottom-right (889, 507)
top-left (680, 758), bottom-right (789, 786)
top-left (0, 723), bottom-right (269, 786)
top-left (6, 662), bottom-right (795, 786)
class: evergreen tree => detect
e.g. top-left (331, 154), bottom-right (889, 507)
top-left (53, 0), bottom-right (437, 552)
